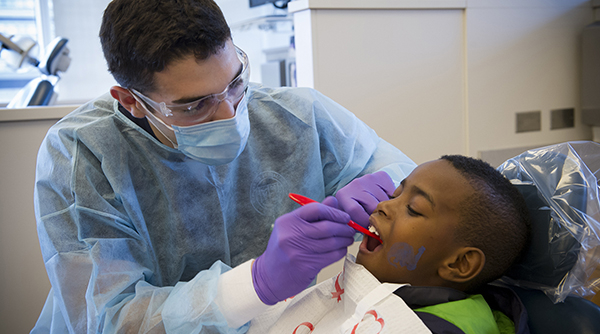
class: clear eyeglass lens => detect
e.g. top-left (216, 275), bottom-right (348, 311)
top-left (132, 47), bottom-right (249, 125)
top-left (175, 77), bottom-right (244, 115)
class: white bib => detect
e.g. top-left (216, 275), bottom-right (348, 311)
top-left (248, 255), bottom-right (431, 334)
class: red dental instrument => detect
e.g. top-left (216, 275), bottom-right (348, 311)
top-left (288, 193), bottom-right (383, 244)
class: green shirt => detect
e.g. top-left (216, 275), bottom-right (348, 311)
top-left (416, 294), bottom-right (515, 334)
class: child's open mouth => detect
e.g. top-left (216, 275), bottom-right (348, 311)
top-left (364, 223), bottom-right (383, 252)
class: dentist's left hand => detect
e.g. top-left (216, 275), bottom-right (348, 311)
top-left (335, 171), bottom-right (395, 228)
top-left (252, 197), bottom-right (355, 305)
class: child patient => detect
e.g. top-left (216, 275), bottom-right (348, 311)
top-left (248, 155), bottom-right (531, 334)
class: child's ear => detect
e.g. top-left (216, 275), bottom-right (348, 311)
top-left (438, 247), bottom-right (485, 284)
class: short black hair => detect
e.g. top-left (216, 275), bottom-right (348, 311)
top-left (99, 0), bottom-right (232, 93)
top-left (440, 155), bottom-right (531, 292)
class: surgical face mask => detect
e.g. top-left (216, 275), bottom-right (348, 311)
top-left (143, 93), bottom-right (250, 165)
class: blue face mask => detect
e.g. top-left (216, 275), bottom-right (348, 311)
top-left (171, 94), bottom-right (250, 165)
top-left (143, 93), bottom-right (250, 165)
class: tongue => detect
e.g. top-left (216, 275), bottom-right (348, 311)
top-left (366, 235), bottom-right (382, 252)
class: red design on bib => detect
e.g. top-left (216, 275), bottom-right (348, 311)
top-left (293, 322), bottom-right (314, 334)
top-left (331, 273), bottom-right (344, 302)
top-left (351, 310), bottom-right (385, 334)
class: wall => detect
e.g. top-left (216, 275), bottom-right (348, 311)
top-left (467, 0), bottom-right (593, 160)
top-left (291, 0), bottom-right (594, 164)
top-left (0, 106), bottom-right (75, 333)
top-left (50, 0), bottom-right (116, 105)
top-left (295, 7), bottom-right (467, 164)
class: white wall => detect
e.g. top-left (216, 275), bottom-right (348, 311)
top-left (50, 0), bottom-right (116, 105)
top-left (467, 0), bottom-right (593, 158)
top-left (291, 0), bottom-right (594, 164)
top-left (294, 7), bottom-right (467, 164)
top-left (0, 113), bottom-right (66, 333)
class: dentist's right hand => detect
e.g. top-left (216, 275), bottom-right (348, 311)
top-left (252, 197), bottom-right (355, 305)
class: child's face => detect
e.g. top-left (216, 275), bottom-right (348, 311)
top-left (356, 159), bottom-right (475, 286)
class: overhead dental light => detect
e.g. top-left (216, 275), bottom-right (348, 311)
top-left (0, 34), bottom-right (40, 70)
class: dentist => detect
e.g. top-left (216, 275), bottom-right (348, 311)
top-left (31, 0), bottom-right (416, 333)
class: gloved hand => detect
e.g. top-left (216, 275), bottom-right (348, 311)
top-left (335, 171), bottom-right (395, 228)
top-left (252, 197), bottom-right (355, 305)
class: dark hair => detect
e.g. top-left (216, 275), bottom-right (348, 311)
top-left (99, 0), bottom-right (232, 93)
top-left (440, 155), bottom-right (531, 292)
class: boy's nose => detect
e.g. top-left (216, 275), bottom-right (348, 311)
top-left (373, 203), bottom-right (388, 217)
top-left (375, 196), bottom-right (399, 218)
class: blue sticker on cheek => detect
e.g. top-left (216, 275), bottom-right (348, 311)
top-left (387, 242), bottom-right (426, 271)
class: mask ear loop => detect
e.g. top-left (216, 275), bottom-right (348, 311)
top-left (144, 110), bottom-right (179, 148)
top-left (130, 91), bottom-right (179, 148)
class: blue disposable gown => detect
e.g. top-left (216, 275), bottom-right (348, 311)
top-left (32, 84), bottom-right (416, 333)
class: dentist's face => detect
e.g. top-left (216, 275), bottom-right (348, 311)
top-left (147, 39), bottom-right (244, 125)
top-left (356, 159), bottom-right (475, 286)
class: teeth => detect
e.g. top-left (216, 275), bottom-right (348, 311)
top-left (368, 224), bottom-right (380, 236)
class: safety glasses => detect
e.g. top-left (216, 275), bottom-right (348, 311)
top-left (130, 46), bottom-right (250, 125)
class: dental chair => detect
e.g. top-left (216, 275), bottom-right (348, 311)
top-left (497, 141), bottom-right (600, 334)
top-left (0, 33), bottom-right (70, 107)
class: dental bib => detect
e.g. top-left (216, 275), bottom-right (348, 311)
top-left (248, 255), bottom-right (431, 334)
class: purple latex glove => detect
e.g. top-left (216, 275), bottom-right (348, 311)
top-left (252, 198), bottom-right (355, 305)
top-left (335, 171), bottom-right (395, 228)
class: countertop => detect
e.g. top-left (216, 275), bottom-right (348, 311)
top-left (0, 105), bottom-right (79, 122)
top-left (288, 0), bottom-right (467, 12)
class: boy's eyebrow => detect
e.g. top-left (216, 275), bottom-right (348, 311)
top-left (414, 186), bottom-right (435, 208)
top-left (401, 179), bottom-right (435, 208)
